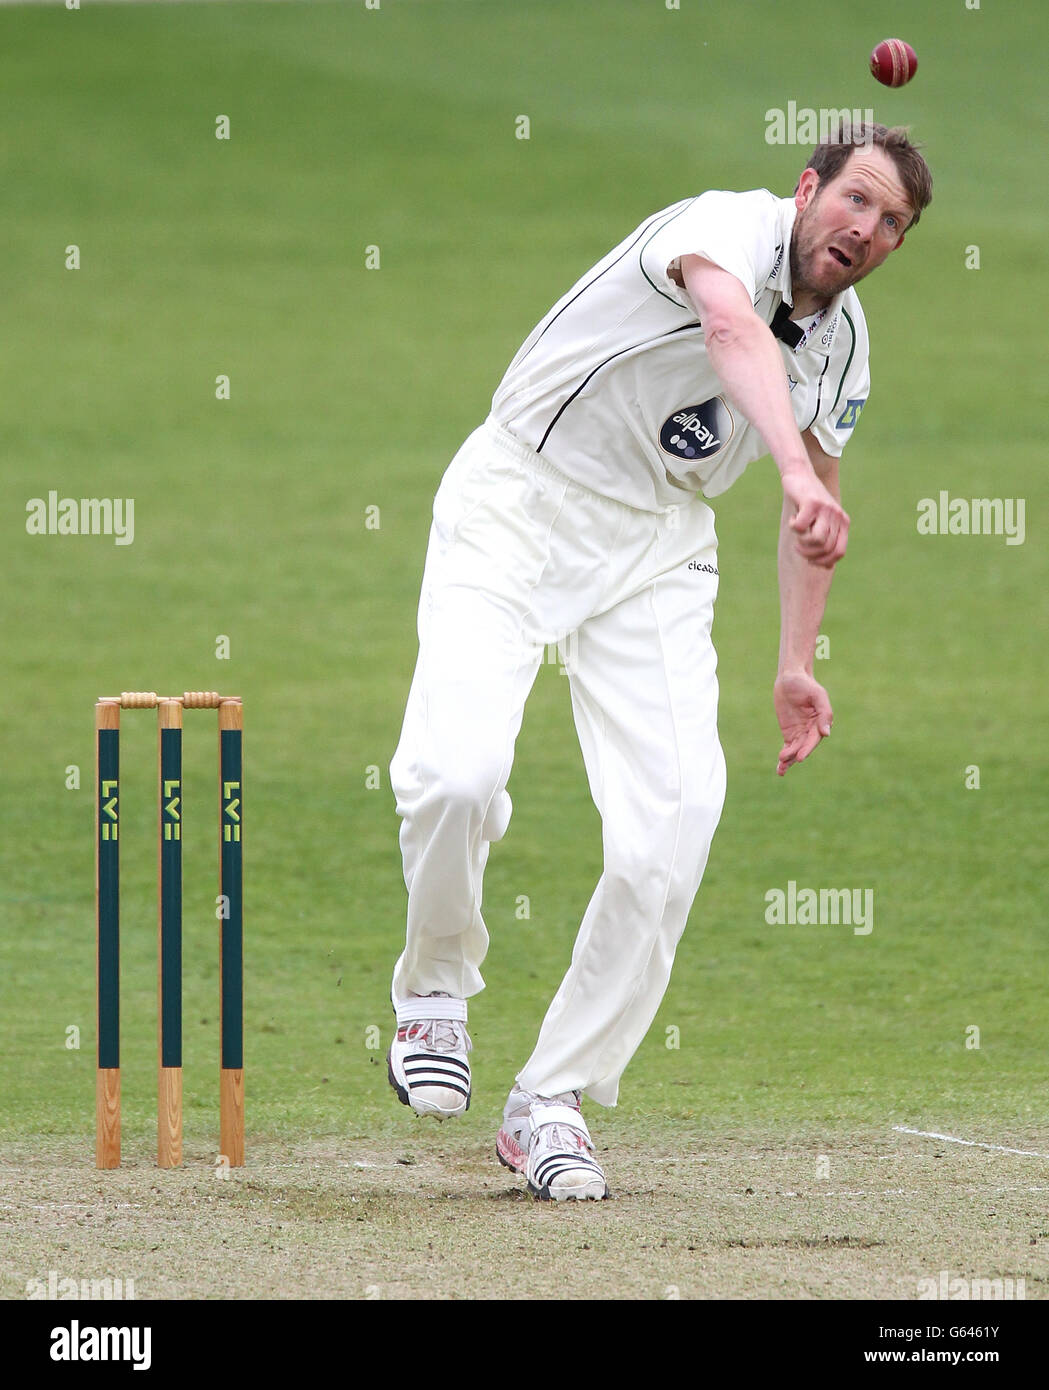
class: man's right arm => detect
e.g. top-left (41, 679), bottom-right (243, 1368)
top-left (679, 253), bottom-right (849, 569)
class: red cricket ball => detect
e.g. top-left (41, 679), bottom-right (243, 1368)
top-left (870, 37), bottom-right (918, 88)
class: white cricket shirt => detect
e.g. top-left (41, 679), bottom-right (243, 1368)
top-left (490, 190), bottom-right (870, 512)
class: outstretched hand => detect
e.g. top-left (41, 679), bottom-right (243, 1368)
top-left (775, 672), bottom-right (833, 776)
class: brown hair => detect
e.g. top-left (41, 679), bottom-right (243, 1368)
top-left (796, 123), bottom-right (933, 228)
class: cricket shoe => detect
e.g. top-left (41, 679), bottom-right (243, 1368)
top-left (496, 1086), bottom-right (608, 1201)
top-left (387, 994), bottom-right (471, 1120)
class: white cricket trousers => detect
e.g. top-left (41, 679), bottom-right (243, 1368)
top-left (390, 417), bottom-right (726, 1106)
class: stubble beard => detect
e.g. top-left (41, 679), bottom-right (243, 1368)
top-left (789, 203), bottom-right (865, 303)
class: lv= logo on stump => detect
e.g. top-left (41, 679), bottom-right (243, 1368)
top-left (94, 691), bottom-right (243, 1170)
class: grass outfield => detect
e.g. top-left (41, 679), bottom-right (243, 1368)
top-left (1, 0), bottom-right (1047, 1303)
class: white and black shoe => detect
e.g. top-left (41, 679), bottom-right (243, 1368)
top-left (387, 994), bottom-right (471, 1120)
top-left (496, 1086), bottom-right (608, 1201)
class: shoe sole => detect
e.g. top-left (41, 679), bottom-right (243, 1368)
top-left (495, 1128), bottom-right (609, 1201)
top-left (387, 1048), bottom-right (470, 1120)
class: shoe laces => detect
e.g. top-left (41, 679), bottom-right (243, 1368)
top-left (404, 1018), bottom-right (471, 1053)
top-left (535, 1121), bottom-right (589, 1156)
top-left (403, 992), bottom-right (471, 1053)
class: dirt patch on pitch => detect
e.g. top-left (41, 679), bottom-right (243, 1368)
top-left (2, 1130), bottom-right (1048, 1300)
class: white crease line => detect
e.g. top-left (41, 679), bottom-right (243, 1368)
top-left (723, 1185), bottom-right (1049, 1199)
top-left (893, 1126), bottom-right (1049, 1159)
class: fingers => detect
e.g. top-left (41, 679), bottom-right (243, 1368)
top-left (792, 520), bottom-right (847, 567)
top-left (776, 720), bottom-right (831, 775)
top-left (812, 688), bottom-right (834, 739)
top-left (790, 500), bottom-right (850, 567)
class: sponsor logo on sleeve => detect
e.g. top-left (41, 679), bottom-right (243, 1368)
top-left (659, 396), bottom-right (734, 462)
top-left (836, 398), bottom-right (866, 430)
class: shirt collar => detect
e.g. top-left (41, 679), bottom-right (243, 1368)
top-left (765, 196), bottom-right (846, 358)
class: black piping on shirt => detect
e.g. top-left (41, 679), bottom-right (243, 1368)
top-left (536, 321), bottom-right (703, 454)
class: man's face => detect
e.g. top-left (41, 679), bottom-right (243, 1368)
top-left (790, 145), bottom-right (913, 301)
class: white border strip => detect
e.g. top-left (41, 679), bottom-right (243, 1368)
top-left (893, 1125), bottom-right (1049, 1159)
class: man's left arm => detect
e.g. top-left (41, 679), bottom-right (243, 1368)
top-left (775, 430), bottom-right (844, 776)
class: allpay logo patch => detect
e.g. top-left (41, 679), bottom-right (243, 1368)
top-left (659, 397), bottom-right (733, 462)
